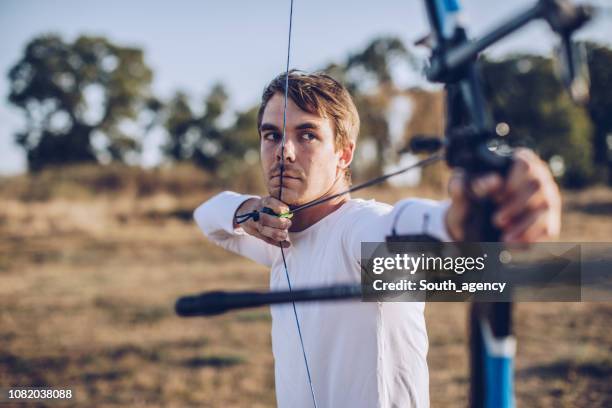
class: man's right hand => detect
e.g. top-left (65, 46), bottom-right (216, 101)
top-left (234, 197), bottom-right (292, 248)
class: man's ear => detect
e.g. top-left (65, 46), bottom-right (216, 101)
top-left (338, 141), bottom-right (355, 170)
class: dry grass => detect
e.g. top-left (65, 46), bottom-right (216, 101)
top-left (0, 169), bottom-right (611, 407)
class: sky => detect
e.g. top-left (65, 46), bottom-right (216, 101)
top-left (1, 0), bottom-right (610, 175)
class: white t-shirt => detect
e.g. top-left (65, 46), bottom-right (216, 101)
top-left (194, 192), bottom-right (451, 408)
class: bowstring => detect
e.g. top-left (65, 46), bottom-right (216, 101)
top-left (278, 1), bottom-right (319, 407)
top-left (235, 153), bottom-right (443, 225)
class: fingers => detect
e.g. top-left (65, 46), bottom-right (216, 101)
top-left (446, 171), bottom-right (468, 240)
top-left (241, 196), bottom-right (292, 248)
top-left (505, 148), bottom-right (545, 195)
top-left (493, 179), bottom-right (543, 228)
top-left (446, 170), bottom-right (504, 241)
top-left (448, 170), bottom-right (466, 201)
top-left (243, 220), bottom-right (291, 248)
top-left (260, 196), bottom-right (290, 216)
top-left (253, 228), bottom-right (291, 248)
top-left (470, 173), bottom-right (505, 201)
top-left (468, 150), bottom-right (547, 202)
top-left (501, 207), bottom-right (549, 242)
top-left (259, 211), bottom-right (292, 231)
top-left (447, 147), bottom-right (561, 243)
top-left (495, 148), bottom-right (560, 240)
top-left (257, 221), bottom-right (290, 242)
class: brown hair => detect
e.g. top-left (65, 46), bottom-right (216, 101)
top-left (257, 70), bottom-right (360, 183)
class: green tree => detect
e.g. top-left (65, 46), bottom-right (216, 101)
top-left (333, 37), bottom-right (420, 178)
top-left (222, 106), bottom-right (260, 165)
top-left (8, 35), bottom-right (158, 171)
top-left (585, 42), bottom-right (612, 184)
top-left (346, 37), bottom-right (418, 87)
top-left (163, 84), bottom-right (259, 183)
top-left (163, 92), bottom-right (194, 162)
top-left (352, 91), bottom-right (391, 178)
top-left (163, 84), bottom-right (228, 171)
top-left (481, 55), bottom-right (594, 187)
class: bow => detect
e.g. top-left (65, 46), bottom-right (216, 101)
top-left (176, 1), bottom-right (595, 407)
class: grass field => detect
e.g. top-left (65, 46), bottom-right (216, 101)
top-left (1, 167), bottom-right (611, 407)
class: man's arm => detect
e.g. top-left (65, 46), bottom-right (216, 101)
top-left (194, 191), bottom-right (277, 267)
top-left (341, 198), bottom-right (451, 280)
top-left (389, 199), bottom-right (453, 241)
top-left (345, 148), bottom-right (560, 268)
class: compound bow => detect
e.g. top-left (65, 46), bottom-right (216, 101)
top-left (176, 1), bottom-right (596, 407)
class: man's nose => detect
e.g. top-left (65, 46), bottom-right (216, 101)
top-left (275, 136), bottom-right (296, 163)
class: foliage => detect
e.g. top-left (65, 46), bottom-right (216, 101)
top-left (323, 37), bottom-right (420, 179)
top-left (8, 34), bottom-right (159, 171)
top-left (481, 55), bottom-right (594, 187)
top-left (8, 33), bottom-right (612, 189)
top-left (346, 37), bottom-right (410, 87)
top-left (585, 42), bottom-right (612, 184)
top-left (162, 84), bottom-right (260, 188)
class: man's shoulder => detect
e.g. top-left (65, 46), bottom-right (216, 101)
top-left (344, 198), bottom-right (392, 216)
top-left (331, 197), bottom-right (447, 234)
top-left (330, 199), bottom-right (393, 233)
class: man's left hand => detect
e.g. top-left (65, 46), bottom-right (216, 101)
top-left (445, 148), bottom-right (562, 242)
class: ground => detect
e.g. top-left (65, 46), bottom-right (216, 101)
top-left (0, 168), bottom-right (610, 407)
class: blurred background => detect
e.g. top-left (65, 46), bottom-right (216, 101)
top-left (0, 0), bottom-right (611, 406)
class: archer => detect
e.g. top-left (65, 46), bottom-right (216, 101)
top-left (193, 71), bottom-right (561, 407)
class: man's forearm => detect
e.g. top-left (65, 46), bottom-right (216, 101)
top-left (194, 191), bottom-right (258, 238)
top-left (233, 198), bottom-right (259, 229)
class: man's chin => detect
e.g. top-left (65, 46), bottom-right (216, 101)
top-left (268, 186), bottom-right (301, 206)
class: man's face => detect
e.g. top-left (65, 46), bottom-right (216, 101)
top-left (259, 93), bottom-right (352, 206)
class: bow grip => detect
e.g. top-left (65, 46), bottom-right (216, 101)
top-left (463, 153), bottom-right (513, 242)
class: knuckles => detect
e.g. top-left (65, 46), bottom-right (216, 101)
top-left (528, 177), bottom-right (542, 192)
top-left (449, 148), bottom-right (562, 242)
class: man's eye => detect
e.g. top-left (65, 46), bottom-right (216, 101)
top-left (301, 132), bottom-right (316, 141)
top-left (263, 132), bottom-right (280, 141)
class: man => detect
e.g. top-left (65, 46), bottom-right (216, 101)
top-left (194, 71), bottom-right (561, 407)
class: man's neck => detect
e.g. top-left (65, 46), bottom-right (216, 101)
top-left (288, 193), bottom-right (350, 232)
top-left (288, 177), bottom-right (351, 232)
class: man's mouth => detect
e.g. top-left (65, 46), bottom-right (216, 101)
top-left (270, 174), bottom-right (301, 181)
top-left (269, 174), bottom-right (302, 190)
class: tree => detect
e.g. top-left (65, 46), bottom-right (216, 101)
top-left (481, 54), bottom-right (594, 187)
top-left (162, 84), bottom-right (259, 181)
top-left (163, 84), bottom-right (228, 171)
top-left (8, 35), bottom-right (158, 171)
top-left (332, 37), bottom-right (421, 178)
top-left (346, 37), bottom-right (419, 88)
top-left (585, 42), bottom-right (612, 184)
